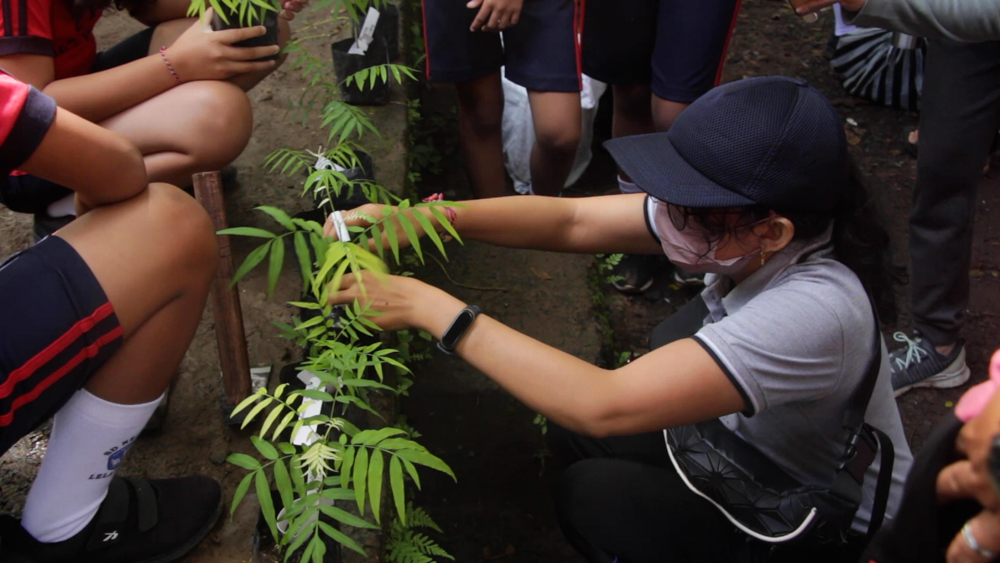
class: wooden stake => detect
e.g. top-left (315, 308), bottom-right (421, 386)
top-left (193, 171), bottom-right (252, 407)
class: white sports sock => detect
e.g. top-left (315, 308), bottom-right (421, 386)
top-left (21, 390), bottom-right (162, 543)
top-left (617, 176), bottom-right (641, 194)
top-left (45, 194), bottom-right (77, 219)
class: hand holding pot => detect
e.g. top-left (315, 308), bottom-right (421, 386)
top-left (328, 270), bottom-right (464, 334)
top-left (165, 10), bottom-right (280, 82)
top-left (468, 0), bottom-right (524, 32)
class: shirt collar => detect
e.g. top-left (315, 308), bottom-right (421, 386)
top-left (701, 224), bottom-right (835, 322)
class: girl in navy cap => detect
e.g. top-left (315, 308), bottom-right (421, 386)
top-left (328, 76), bottom-right (913, 562)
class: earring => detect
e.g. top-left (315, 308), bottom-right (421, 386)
top-left (760, 250), bottom-right (768, 267)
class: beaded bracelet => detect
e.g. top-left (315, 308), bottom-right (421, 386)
top-left (159, 47), bottom-right (181, 84)
top-left (421, 193), bottom-right (456, 225)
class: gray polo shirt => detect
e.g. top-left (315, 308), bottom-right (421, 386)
top-left (648, 202), bottom-right (913, 532)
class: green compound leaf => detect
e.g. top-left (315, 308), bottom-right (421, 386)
top-left (230, 471), bottom-right (254, 516)
top-left (390, 455), bottom-right (406, 525)
top-left (368, 448), bottom-right (384, 524)
top-left (267, 236), bottom-right (285, 299)
top-left (353, 446), bottom-right (369, 515)
top-left (251, 436), bottom-right (279, 460)
top-left (231, 241), bottom-right (271, 288)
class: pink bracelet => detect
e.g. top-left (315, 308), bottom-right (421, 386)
top-left (159, 46), bottom-right (181, 84)
top-left (422, 193), bottom-right (456, 225)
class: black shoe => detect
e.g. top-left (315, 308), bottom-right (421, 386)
top-left (671, 267), bottom-right (706, 288)
top-left (0, 475), bottom-right (222, 563)
top-left (610, 254), bottom-right (657, 294)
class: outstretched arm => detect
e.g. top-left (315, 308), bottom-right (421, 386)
top-left (795, 0), bottom-right (1000, 42)
top-left (330, 272), bottom-right (746, 437)
top-left (329, 193), bottom-right (664, 255)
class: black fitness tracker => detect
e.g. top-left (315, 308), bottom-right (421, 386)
top-left (437, 305), bottom-right (481, 355)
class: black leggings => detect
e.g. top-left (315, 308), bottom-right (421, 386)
top-left (550, 298), bottom-right (868, 563)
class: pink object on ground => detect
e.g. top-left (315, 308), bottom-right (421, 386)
top-left (956, 348), bottom-right (1000, 422)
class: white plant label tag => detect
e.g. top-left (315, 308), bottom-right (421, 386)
top-left (348, 7), bottom-right (380, 55)
top-left (291, 370), bottom-right (324, 446)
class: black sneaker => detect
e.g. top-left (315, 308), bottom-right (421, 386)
top-left (889, 330), bottom-right (971, 397)
top-left (671, 267), bottom-right (706, 288)
top-left (610, 254), bottom-right (657, 294)
top-left (0, 475), bottom-right (222, 563)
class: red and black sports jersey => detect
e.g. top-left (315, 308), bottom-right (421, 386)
top-left (0, 71), bottom-right (55, 176)
top-left (0, 0), bottom-right (102, 79)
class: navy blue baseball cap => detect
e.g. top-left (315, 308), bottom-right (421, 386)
top-left (605, 76), bottom-right (850, 212)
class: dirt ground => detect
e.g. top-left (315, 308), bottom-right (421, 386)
top-left (3, 0), bottom-right (1000, 562)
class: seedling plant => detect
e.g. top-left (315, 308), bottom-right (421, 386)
top-left (200, 0), bottom-right (456, 561)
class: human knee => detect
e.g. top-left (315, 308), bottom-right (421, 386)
top-left (534, 122), bottom-right (581, 158)
top-left (146, 183), bottom-right (218, 275)
top-left (615, 84), bottom-right (652, 121)
top-left (183, 82), bottom-right (254, 169)
top-left (457, 88), bottom-right (503, 136)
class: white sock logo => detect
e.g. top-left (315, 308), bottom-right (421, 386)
top-left (104, 531), bottom-right (119, 542)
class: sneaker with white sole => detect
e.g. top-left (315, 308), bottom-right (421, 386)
top-left (889, 330), bottom-right (971, 397)
top-left (610, 254), bottom-right (657, 294)
top-left (0, 475), bottom-right (222, 563)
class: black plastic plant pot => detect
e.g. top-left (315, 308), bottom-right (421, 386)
top-left (211, 5), bottom-right (281, 61)
top-left (332, 37), bottom-right (391, 106)
top-left (350, 2), bottom-right (399, 62)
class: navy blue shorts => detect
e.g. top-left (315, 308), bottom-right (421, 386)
top-left (582, 0), bottom-right (742, 103)
top-left (420, 0), bottom-right (581, 92)
top-left (0, 236), bottom-right (123, 455)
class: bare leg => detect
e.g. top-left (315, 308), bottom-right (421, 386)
top-left (100, 82), bottom-right (253, 188)
top-left (612, 84), bottom-right (655, 182)
top-left (149, 17), bottom-right (289, 92)
top-left (455, 72), bottom-right (507, 199)
top-left (527, 90), bottom-right (581, 197)
top-left (55, 184), bottom-right (217, 403)
top-left (651, 95), bottom-right (690, 132)
top-left (612, 84), bottom-right (655, 139)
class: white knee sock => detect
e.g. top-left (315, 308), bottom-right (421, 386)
top-left (45, 194), bottom-right (77, 218)
top-left (617, 175), bottom-right (640, 194)
top-left (21, 390), bottom-right (162, 542)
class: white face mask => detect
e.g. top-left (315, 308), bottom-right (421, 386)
top-left (652, 200), bottom-right (760, 276)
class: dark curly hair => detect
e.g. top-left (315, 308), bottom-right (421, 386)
top-left (670, 157), bottom-right (902, 324)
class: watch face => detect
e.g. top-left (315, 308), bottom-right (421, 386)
top-left (442, 310), bottom-right (477, 348)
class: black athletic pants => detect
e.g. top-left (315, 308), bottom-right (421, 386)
top-left (550, 298), bottom-right (867, 563)
top-left (911, 38), bottom-right (1000, 346)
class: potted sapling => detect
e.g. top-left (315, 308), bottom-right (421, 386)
top-left (188, 0), bottom-right (282, 60)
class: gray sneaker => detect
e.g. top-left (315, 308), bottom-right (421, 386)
top-left (889, 330), bottom-right (970, 397)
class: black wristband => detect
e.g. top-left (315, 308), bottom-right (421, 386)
top-left (437, 305), bottom-right (481, 355)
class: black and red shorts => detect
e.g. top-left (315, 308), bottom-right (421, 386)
top-left (0, 235), bottom-right (122, 455)
top-left (582, 0), bottom-right (742, 103)
top-left (420, 0), bottom-right (582, 93)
